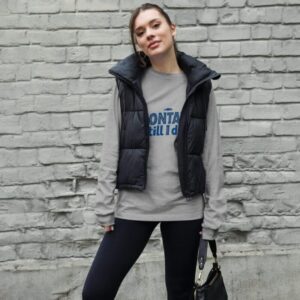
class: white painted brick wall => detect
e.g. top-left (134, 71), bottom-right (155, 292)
top-left (0, 0), bottom-right (299, 299)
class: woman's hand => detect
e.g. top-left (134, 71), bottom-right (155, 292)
top-left (101, 225), bottom-right (114, 232)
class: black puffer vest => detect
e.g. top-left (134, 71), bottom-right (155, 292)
top-left (108, 51), bottom-right (221, 198)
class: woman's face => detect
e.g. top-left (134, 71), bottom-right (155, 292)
top-left (133, 8), bottom-right (176, 59)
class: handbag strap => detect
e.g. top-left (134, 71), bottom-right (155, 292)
top-left (197, 239), bottom-right (218, 270)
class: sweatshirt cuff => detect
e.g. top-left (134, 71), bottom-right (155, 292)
top-left (202, 227), bottom-right (218, 240)
top-left (95, 213), bottom-right (115, 227)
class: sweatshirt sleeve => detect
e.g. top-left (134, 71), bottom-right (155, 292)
top-left (94, 82), bottom-right (121, 226)
top-left (201, 88), bottom-right (227, 240)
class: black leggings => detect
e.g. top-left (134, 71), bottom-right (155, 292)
top-left (82, 217), bottom-right (203, 300)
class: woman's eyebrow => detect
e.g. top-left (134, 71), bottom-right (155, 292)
top-left (135, 18), bottom-right (160, 32)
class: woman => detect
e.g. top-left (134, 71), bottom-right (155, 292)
top-left (82, 3), bottom-right (226, 300)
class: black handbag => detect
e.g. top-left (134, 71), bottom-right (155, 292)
top-left (193, 239), bottom-right (228, 300)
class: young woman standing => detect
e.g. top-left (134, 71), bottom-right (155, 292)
top-left (82, 3), bottom-right (226, 300)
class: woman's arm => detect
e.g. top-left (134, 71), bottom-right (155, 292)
top-left (94, 82), bottom-right (121, 227)
top-left (201, 88), bottom-right (227, 240)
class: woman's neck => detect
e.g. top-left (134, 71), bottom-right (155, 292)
top-left (149, 49), bottom-right (182, 74)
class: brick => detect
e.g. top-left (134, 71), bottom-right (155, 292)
top-left (248, 0), bottom-right (288, 5)
top-left (27, 30), bottom-right (76, 46)
top-left (177, 42), bottom-right (201, 57)
top-left (92, 111), bottom-right (108, 127)
top-left (60, 0), bottom-right (75, 12)
top-left (79, 128), bottom-right (104, 144)
top-left (272, 229), bottom-right (300, 245)
top-left (48, 13), bottom-right (110, 29)
top-left (215, 90), bottom-right (250, 105)
top-left (111, 45), bottom-right (134, 60)
top-left (219, 106), bottom-right (241, 121)
top-left (67, 47), bottom-right (89, 62)
top-left (218, 75), bottom-right (239, 89)
top-left (110, 12), bottom-right (131, 28)
top-left (0, 15), bottom-right (17, 28)
top-left (90, 46), bottom-right (111, 61)
top-left (0, 115), bottom-right (21, 134)
top-left (274, 89), bottom-right (299, 103)
top-left (242, 105), bottom-right (283, 120)
top-left (286, 58), bottom-right (300, 72)
top-left (224, 186), bottom-right (253, 201)
top-left (70, 112), bottom-right (92, 128)
top-left (0, 30), bottom-right (28, 46)
top-left (0, 100), bottom-right (16, 115)
top-left (0, 64), bottom-right (17, 81)
top-left (17, 149), bottom-right (38, 167)
top-left (283, 74), bottom-right (300, 88)
top-left (0, 246), bottom-right (17, 262)
top-left (176, 27), bottom-right (207, 42)
top-left (7, 0), bottom-right (27, 13)
top-left (81, 62), bottom-right (113, 78)
top-left (259, 7), bottom-right (282, 23)
top-left (219, 8), bottom-right (239, 24)
top-left (163, 0), bottom-right (205, 8)
top-left (272, 40), bottom-right (300, 56)
top-left (206, 0), bottom-right (226, 7)
top-left (0, 149), bottom-right (18, 168)
top-left (225, 172), bottom-right (243, 184)
top-left (247, 231), bottom-right (272, 245)
top-left (241, 41), bottom-right (271, 56)
top-left (222, 137), bottom-right (297, 154)
top-left (251, 90), bottom-right (273, 104)
top-left (220, 122), bottom-right (249, 137)
top-left (240, 74), bottom-right (282, 89)
top-left (20, 113), bottom-right (51, 132)
top-left (248, 121), bottom-right (272, 136)
top-left (74, 146), bottom-right (95, 159)
top-left (282, 7), bottom-right (300, 24)
top-left (32, 64), bottom-right (80, 79)
top-left (198, 43), bottom-right (219, 57)
top-left (17, 243), bottom-right (43, 259)
top-left (283, 104), bottom-right (300, 119)
top-left (175, 10), bottom-right (197, 25)
top-left (209, 25), bottom-right (250, 41)
top-left (197, 9), bottom-right (218, 24)
top-left (50, 114), bottom-right (70, 130)
top-left (273, 121), bottom-right (300, 136)
top-left (240, 8), bottom-right (260, 23)
top-left (80, 95), bottom-right (110, 111)
top-left (89, 78), bottom-right (113, 94)
top-left (220, 42), bottom-right (240, 56)
top-left (253, 183), bottom-right (299, 201)
top-left (251, 24), bottom-right (272, 39)
top-left (272, 25), bottom-right (293, 39)
top-left (23, 79), bottom-right (68, 95)
top-left (226, 0), bottom-right (246, 7)
top-left (252, 58), bottom-right (286, 73)
top-left (18, 15), bottom-right (48, 29)
top-left (78, 29), bottom-right (121, 45)
top-left (209, 58), bottom-right (252, 73)
top-left (68, 80), bottom-right (89, 95)
top-left (16, 65), bottom-right (31, 81)
top-left (27, 0), bottom-right (59, 13)
top-left (77, 0), bottom-right (119, 11)
top-left (38, 148), bottom-right (80, 164)
top-left (294, 25), bottom-right (300, 38)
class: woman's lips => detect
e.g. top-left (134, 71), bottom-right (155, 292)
top-left (148, 41), bottom-right (160, 49)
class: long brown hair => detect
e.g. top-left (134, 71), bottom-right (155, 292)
top-left (129, 3), bottom-right (179, 67)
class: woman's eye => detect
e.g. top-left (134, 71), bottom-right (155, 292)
top-left (153, 23), bottom-right (160, 28)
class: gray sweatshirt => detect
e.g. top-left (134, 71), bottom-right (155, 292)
top-left (95, 66), bottom-right (226, 240)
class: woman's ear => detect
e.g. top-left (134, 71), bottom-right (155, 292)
top-left (171, 23), bottom-right (176, 37)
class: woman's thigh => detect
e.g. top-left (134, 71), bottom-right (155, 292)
top-left (82, 217), bottom-right (158, 300)
top-left (160, 218), bottom-right (203, 300)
